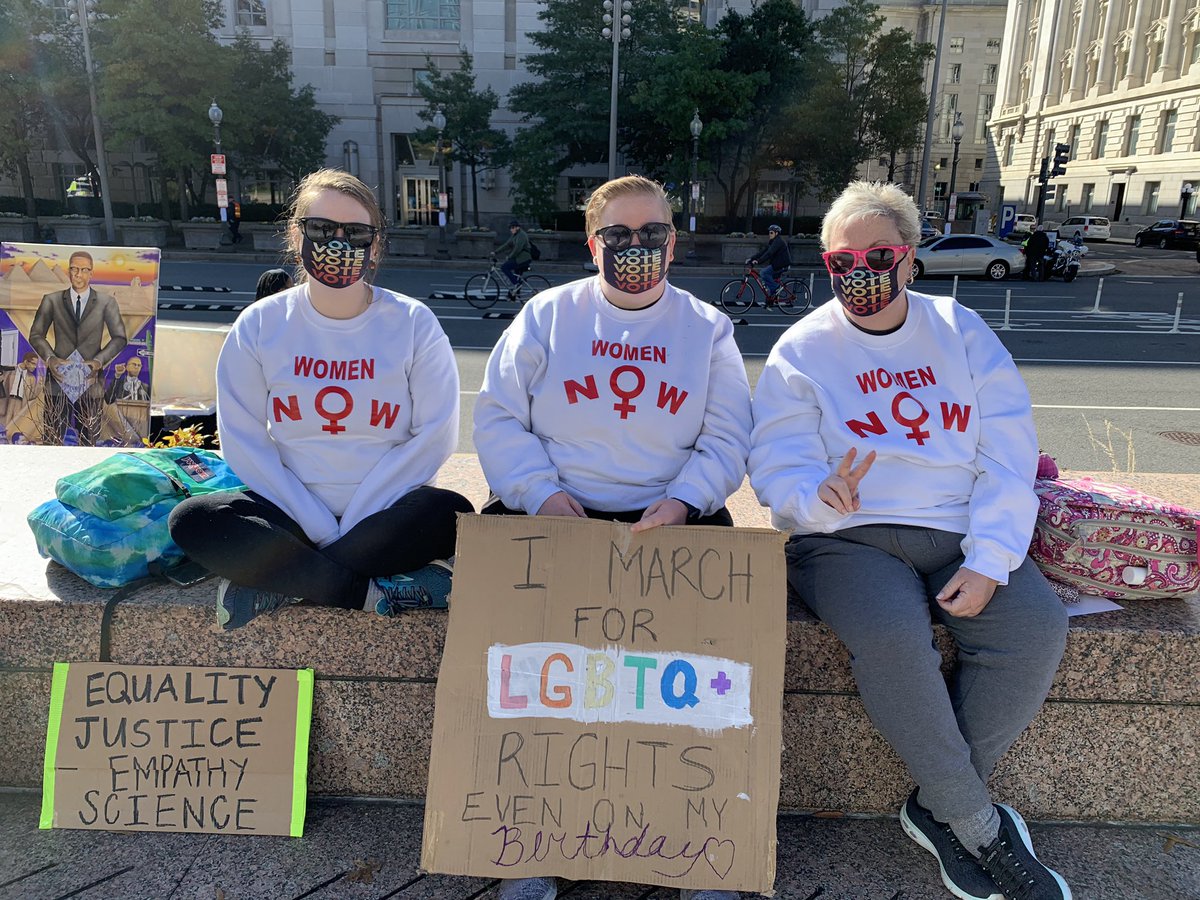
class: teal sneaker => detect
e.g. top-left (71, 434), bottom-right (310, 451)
top-left (372, 560), bottom-right (454, 615)
top-left (215, 578), bottom-right (299, 630)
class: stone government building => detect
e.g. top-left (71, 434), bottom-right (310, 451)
top-left (8, 0), bottom-right (1198, 229)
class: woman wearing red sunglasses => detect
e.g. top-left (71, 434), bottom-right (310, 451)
top-left (749, 181), bottom-right (1071, 900)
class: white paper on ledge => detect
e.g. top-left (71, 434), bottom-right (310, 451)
top-left (1066, 595), bottom-right (1124, 617)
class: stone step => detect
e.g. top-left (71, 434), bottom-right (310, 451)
top-left (0, 793), bottom-right (1196, 900)
top-left (0, 448), bottom-right (1196, 824)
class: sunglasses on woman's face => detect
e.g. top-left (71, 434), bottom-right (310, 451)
top-left (592, 222), bottom-right (674, 252)
top-left (298, 217), bottom-right (378, 248)
top-left (822, 244), bottom-right (911, 276)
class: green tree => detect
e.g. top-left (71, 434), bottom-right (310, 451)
top-left (0, 1), bottom-right (53, 216)
top-left (414, 51), bottom-right (510, 226)
top-left (94, 0), bottom-right (227, 220)
top-left (221, 33), bottom-right (338, 190)
top-left (867, 28), bottom-right (933, 182)
top-left (509, 128), bottom-right (559, 226)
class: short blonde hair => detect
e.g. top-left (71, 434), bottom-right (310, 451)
top-left (584, 175), bottom-right (672, 234)
top-left (285, 168), bottom-right (386, 281)
top-left (821, 181), bottom-right (921, 250)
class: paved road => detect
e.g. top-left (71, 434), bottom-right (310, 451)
top-left (154, 259), bottom-right (1200, 475)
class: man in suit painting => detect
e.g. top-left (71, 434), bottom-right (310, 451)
top-left (104, 354), bottom-right (150, 403)
top-left (29, 250), bottom-right (127, 445)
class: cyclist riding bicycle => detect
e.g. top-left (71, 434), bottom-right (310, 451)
top-left (494, 219), bottom-right (532, 299)
top-left (747, 224), bottom-right (791, 304)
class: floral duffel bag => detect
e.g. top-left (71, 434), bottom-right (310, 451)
top-left (1030, 475), bottom-right (1200, 600)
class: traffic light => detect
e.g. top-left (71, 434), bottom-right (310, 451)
top-left (1050, 142), bottom-right (1071, 178)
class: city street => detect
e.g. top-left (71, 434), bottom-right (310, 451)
top-left (155, 256), bottom-right (1200, 474)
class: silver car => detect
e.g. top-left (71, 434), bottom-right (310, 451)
top-left (914, 234), bottom-right (1026, 281)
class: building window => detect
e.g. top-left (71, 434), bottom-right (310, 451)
top-left (1082, 183), bottom-right (1095, 212)
top-left (1069, 124), bottom-right (1080, 155)
top-left (949, 37), bottom-right (964, 53)
top-left (1004, 135), bottom-right (1014, 166)
top-left (1125, 114), bottom-right (1141, 155)
top-left (1094, 120), bottom-right (1109, 158)
top-left (974, 158), bottom-right (983, 169)
top-left (1159, 109), bottom-right (1177, 153)
top-left (1144, 180), bottom-right (1160, 213)
top-left (386, 0), bottom-right (461, 30)
top-left (949, 64), bottom-right (961, 83)
top-left (984, 64), bottom-right (998, 84)
top-left (975, 93), bottom-right (994, 142)
top-left (1057, 186), bottom-right (1068, 211)
top-left (986, 38), bottom-right (1001, 55)
top-left (940, 94), bottom-right (958, 139)
top-left (49, 0), bottom-right (73, 22)
top-left (236, 0), bottom-right (267, 27)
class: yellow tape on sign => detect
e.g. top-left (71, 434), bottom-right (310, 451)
top-left (291, 668), bottom-right (314, 837)
top-left (39, 662), bottom-right (71, 829)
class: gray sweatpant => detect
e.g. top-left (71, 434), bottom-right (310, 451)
top-left (786, 524), bottom-right (1068, 826)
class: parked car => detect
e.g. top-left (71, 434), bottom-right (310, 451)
top-left (1059, 215), bottom-right (1111, 241)
top-left (914, 234), bottom-right (1025, 281)
top-left (1133, 219), bottom-right (1200, 249)
top-left (920, 220), bottom-right (940, 239)
top-left (1011, 213), bottom-right (1037, 235)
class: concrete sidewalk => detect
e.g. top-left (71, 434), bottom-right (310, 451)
top-left (1, 792), bottom-right (1196, 899)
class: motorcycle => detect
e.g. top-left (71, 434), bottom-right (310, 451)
top-left (1045, 241), bottom-right (1087, 282)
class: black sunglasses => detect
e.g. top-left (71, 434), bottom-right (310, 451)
top-left (592, 222), bottom-right (674, 252)
top-left (298, 217), bottom-right (379, 248)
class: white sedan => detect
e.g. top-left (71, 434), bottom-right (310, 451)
top-left (914, 234), bottom-right (1026, 281)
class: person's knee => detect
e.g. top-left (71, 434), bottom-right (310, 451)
top-left (167, 497), bottom-right (215, 550)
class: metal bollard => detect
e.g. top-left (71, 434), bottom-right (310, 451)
top-left (1092, 277), bottom-right (1104, 313)
top-left (952, 275), bottom-right (958, 299)
top-left (808, 271), bottom-right (815, 297)
top-left (1002, 289), bottom-right (1012, 330)
top-left (1169, 292), bottom-right (1184, 334)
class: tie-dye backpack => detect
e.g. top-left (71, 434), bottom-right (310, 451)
top-left (27, 448), bottom-right (245, 588)
top-left (1029, 467), bottom-right (1200, 600)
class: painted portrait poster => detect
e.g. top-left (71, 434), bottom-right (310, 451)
top-left (0, 242), bottom-right (159, 447)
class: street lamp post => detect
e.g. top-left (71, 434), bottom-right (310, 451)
top-left (602, 1), bottom-right (632, 181)
top-left (70, 0), bottom-right (115, 242)
top-left (433, 110), bottom-right (447, 252)
top-left (207, 100), bottom-right (229, 230)
top-left (947, 111), bottom-right (965, 221)
top-left (1180, 182), bottom-right (1194, 219)
top-left (689, 108), bottom-right (703, 233)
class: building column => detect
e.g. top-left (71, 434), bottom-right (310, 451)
top-left (1095, 0), bottom-right (1120, 92)
top-left (1159, 0), bottom-right (1186, 80)
top-left (1123, 0), bottom-right (1151, 89)
top-left (1001, 0), bottom-right (1029, 107)
top-left (1065, 0), bottom-right (1096, 101)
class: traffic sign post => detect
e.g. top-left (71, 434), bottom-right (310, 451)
top-left (211, 154), bottom-right (226, 175)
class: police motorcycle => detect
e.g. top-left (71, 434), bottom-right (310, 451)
top-left (1046, 234), bottom-right (1088, 282)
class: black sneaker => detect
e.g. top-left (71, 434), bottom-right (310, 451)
top-left (215, 578), bottom-right (299, 630)
top-left (900, 789), bottom-right (1003, 900)
top-left (978, 804), bottom-right (1072, 899)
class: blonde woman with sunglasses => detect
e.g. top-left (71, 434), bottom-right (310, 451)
top-left (169, 169), bottom-right (472, 630)
top-left (749, 181), bottom-right (1071, 900)
top-left (473, 175), bottom-right (750, 900)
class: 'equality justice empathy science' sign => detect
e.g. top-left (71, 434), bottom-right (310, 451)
top-left (422, 516), bottom-right (786, 893)
top-left (41, 663), bottom-right (314, 837)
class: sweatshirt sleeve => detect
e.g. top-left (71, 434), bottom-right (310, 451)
top-left (664, 318), bottom-right (752, 514)
top-left (957, 308), bottom-right (1039, 583)
top-left (215, 315), bottom-right (341, 547)
top-left (748, 345), bottom-right (851, 532)
top-left (473, 310), bottom-right (562, 514)
top-left (337, 307), bottom-right (460, 536)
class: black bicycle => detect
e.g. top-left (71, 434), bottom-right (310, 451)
top-left (719, 265), bottom-right (810, 316)
top-left (465, 257), bottom-right (550, 309)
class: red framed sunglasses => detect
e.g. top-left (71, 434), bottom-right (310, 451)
top-left (822, 244), bottom-right (911, 275)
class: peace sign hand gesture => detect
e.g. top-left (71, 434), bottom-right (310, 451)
top-left (817, 447), bottom-right (877, 515)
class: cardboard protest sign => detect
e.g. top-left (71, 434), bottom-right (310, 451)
top-left (41, 663), bottom-right (314, 836)
top-left (422, 516), bottom-right (786, 893)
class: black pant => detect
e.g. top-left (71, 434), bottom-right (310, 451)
top-left (481, 495), bottom-right (734, 527)
top-left (168, 486), bottom-right (473, 608)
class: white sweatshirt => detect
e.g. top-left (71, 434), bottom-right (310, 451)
top-left (474, 277), bottom-right (751, 515)
top-left (749, 290), bottom-right (1037, 584)
top-left (216, 283), bottom-right (459, 547)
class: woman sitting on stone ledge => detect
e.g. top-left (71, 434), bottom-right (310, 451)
top-left (169, 168), bottom-right (472, 630)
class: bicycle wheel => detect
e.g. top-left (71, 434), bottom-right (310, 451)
top-left (774, 278), bottom-right (810, 316)
top-left (465, 273), bottom-right (500, 309)
top-left (516, 274), bottom-right (550, 303)
top-left (719, 279), bottom-right (758, 314)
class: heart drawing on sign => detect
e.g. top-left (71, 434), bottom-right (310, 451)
top-left (705, 838), bottom-right (736, 879)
